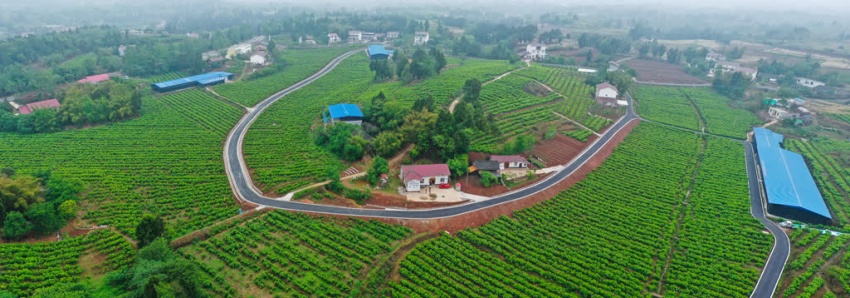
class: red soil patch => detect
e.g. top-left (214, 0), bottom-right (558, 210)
top-left (625, 59), bottom-right (707, 84)
top-left (459, 173), bottom-right (551, 197)
top-left (367, 192), bottom-right (465, 209)
top-left (295, 120), bottom-right (640, 233)
top-left (530, 133), bottom-right (595, 166)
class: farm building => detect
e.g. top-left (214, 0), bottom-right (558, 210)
top-left (348, 31), bottom-right (362, 43)
top-left (387, 31), bottom-right (399, 39)
top-left (489, 155), bottom-right (528, 170)
top-left (77, 73), bottom-right (111, 84)
top-left (754, 128), bottom-right (832, 224)
top-left (323, 103), bottom-right (364, 125)
top-left (328, 33), bottom-right (341, 43)
top-left (796, 78), bottom-right (825, 88)
top-left (521, 43), bottom-right (547, 60)
top-left (367, 45), bottom-right (391, 60)
top-left (414, 32), bottom-right (430, 45)
top-left (596, 82), bottom-right (619, 106)
top-left (250, 52), bottom-right (267, 65)
top-left (470, 160), bottom-right (501, 176)
top-left (16, 99), bottom-right (61, 115)
top-left (151, 72), bottom-right (234, 93)
top-left (400, 164), bottom-right (451, 192)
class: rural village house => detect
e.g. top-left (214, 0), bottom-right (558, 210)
top-left (328, 33), bottom-right (341, 43)
top-left (77, 73), bottom-right (111, 84)
top-left (595, 82), bottom-right (619, 106)
top-left (796, 78), bottom-right (825, 88)
top-left (387, 31), bottom-right (399, 39)
top-left (471, 160), bottom-right (501, 177)
top-left (521, 43), bottom-right (547, 60)
top-left (490, 155), bottom-right (529, 170)
top-left (348, 31), bottom-right (362, 43)
top-left (400, 164), bottom-right (451, 192)
top-left (414, 32), bottom-right (430, 45)
top-left (15, 99), bottom-right (61, 115)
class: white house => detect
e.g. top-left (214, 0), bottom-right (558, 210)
top-left (796, 78), bottom-right (825, 88)
top-left (522, 43), bottom-right (547, 60)
top-left (768, 106), bottom-right (793, 120)
top-left (596, 82), bottom-right (619, 106)
top-left (414, 32), bottom-right (430, 45)
top-left (250, 54), bottom-right (266, 65)
top-left (362, 32), bottom-right (376, 41)
top-left (328, 33), bottom-right (341, 44)
top-left (400, 164), bottom-right (450, 192)
top-left (489, 155), bottom-right (528, 170)
top-left (387, 31), bottom-right (399, 39)
top-left (709, 61), bottom-right (758, 81)
top-left (227, 44), bottom-right (252, 59)
top-left (348, 31), bottom-right (362, 43)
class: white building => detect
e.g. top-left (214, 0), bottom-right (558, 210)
top-left (387, 31), bottom-right (399, 39)
top-left (414, 32), bottom-right (430, 45)
top-left (400, 164), bottom-right (450, 192)
top-left (250, 54), bottom-right (266, 65)
top-left (328, 33), bottom-right (341, 44)
top-left (489, 155), bottom-right (528, 170)
top-left (709, 61), bottom-right (758, 81)
top-left (596, 82), bottom-right (619, 106)
top-left (522, 43), bottom-right (547, 60)
top-left (362, 32), bottom-right (376, 41)
top-left (768, 106), bottom-right (793, 120)
top-left (796, 78), bottom-right (826, 88)
top-left (227, 44), bottom-right (252, 59)
top-left (348, 31), bottom-right (362, 43)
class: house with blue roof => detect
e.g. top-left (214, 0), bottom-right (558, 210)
top-left (367, 45), bottom-right (391, 60)
top-left (151, 72), bottom-right (234, 93)
top-left (324, 103), bottom-right (364, 125)
top-left (754, 128), bottom-right (833, 224)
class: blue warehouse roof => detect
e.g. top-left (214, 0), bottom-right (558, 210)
top-left (367, 45), bottom-right (390, 58)
top-left (327, 103), bottom-right (363, 120)
top-left (152, 72), bottom-right (233, 89)
top-left (754, 128), bottom-right (831, 219)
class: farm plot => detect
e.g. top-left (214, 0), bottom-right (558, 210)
top-left (679, 88), bottom-right (762, 139)
top-left (0, 230), bottom-right (134, 297)
top-left (776, 230), bottom-right (850, 298)
top-left (785, 139), bottom-right (850, 227)
top-left (470, 102), bottom-right (561, 153)
top-left (0, 93), bottom-right (242, 236)
top-left (478, 74), bottom-right (562, 115)
top-left (515, 65), bottom-right (611, 132)
top-left (179, 211), bottom-right (412, 297)
top-left (391, 123), bottom-right (771, 297)
top-left (213, 47), bottom-right (356, 107)
top-left (634, 86), bottom-right (701, 131)
top-left (393, 58), bottom-right (519, 106)
top-left (143, 72), bottom-right (186, 84)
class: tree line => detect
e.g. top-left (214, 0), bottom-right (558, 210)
top-left (0, 169), bottom-right (81, 240)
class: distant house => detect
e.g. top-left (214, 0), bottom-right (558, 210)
top-left (77, 73), bottom-right (111, 84)
top-left (471, 160), bottom-right (501, 176)
top-left (768, 106), bottom-right (794, 120)
top-left (17, 99), bottom-right (61, 115)
top-left (596, 82), bottom-right (619, 106)
top-left (250, 53), bottom-right (266, 65)
top-left (348, 31), bottom-right (362, 43)
top-left (367, 45), bottom-right (391, 60)
top-left (522, 43), bottom-right (547, 60)
top-left (323, 103), bottom-right (364, 125)
top-left (227, 44), bottom-right (252, 59)
top-left (796, 78), bottom-right (825, 88)
top-left (414, 32), bottom-right (430, 45)
top-left (400, 164), bottom-right (451, 192)
top-left (490, 155), bottom-right (529, 170)
top-left (797, 107), bottom-right (813, 123)
top-left (186, 33), bottom-right (199, 39)
top-left (118, 45), bottom-right (127, 57)
top-left (328, 33), bottom-right (341, 44)
top-left (705, 51), bottom-right (726, 62)
top-left (362, 32), bottom-right (376, 41)
top-left (710, 61), bottom-right (758, 81)
top-left (386, 31), bottom-right (399, 39)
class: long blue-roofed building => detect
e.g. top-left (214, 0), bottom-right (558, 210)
top-left (753, 127), bottom-right (832, 224)
top-left (151, 72), bottom-right (234, 93)
top-left (323, 103), bottom-right (364, 125)
top-left (367, 45), bottom-right (392, 60)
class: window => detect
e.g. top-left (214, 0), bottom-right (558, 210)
top-left (422, 179), bottom-right (427, 184)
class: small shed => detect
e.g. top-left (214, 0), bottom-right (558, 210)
top-left (323, 103), bottom-right (364, 125)
top-left (367, 45), bottom-right (391, 60)
top-left (471, 160), bottom-right (501, 176)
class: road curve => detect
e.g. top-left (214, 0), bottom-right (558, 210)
top-left (223, 50), bottom-right (639, 219)
top-left (745, 141), bottom-right (791, 298)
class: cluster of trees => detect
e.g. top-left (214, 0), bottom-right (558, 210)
top-left (538, 29), bottom-right (566, 44)
top-left (637, 40), bottom-right (667, 59)
top-left (1, 169), bottom-right (82, 240)
top-left (393, 48), bottom-right (447, 82)
top-left (587, 70), bottom-right (636, 96)
top-left (712, 72), bottom-right (752, 99)
top-left (757, 58), bottom-right (821, 79)
top-left (0, 80), bottom-right (142, 134)
top-left (577, 33), bottom-right (631, 55)
top-left (449, 36), bottom-right (519, 61)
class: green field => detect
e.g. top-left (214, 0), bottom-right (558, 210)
top-left (392, 123), bottom-right (771, 297)
top-left (515, 65), bottom-right (611, 132)
top-left (635, 86), bottom-right (702, 131)
top-left (0, 230), bottom-right (134, 297)
top-left (0, 90), bottom-right (243, 236)
top-left (179, 211), bottom-right (412, 297)
top-left (778, 230), bottom-right (850, 298)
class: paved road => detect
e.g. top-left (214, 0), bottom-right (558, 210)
top-left (223, 51), bottom-right (639, 219)
top-left (744, 141), bottom-right (791, 298)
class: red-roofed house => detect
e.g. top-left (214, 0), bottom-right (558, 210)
top-left (596, 82), bottom-right (619, 106)
top-left (400, 164), bottom-right (450, 192)
top-left (490, 155), bottom-right (528, 170)
top-left (77, 73), bottom-right (111, 84)
top-left (17, 99), bottom-right (61, 115)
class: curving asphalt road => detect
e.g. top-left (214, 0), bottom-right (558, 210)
top-left (221, 50), bottom-right (786, 295)
top-left (745, 141), bottom-right (791, 298)
top-left (223, 50), bottom-right (639, 219)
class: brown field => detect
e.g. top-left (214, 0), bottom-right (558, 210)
top-left (625, 59), bottom-right (707, 84)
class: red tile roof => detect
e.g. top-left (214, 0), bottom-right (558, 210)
top-left (596, 82), bottom-right (618, 92)
top-left (77, 73), bottom-right (110, 84)
top-left (401, 164), bottom-right (450, 182)
top-left (490, 155), bottom-right (527, 164)
top-left (18, 99), bottom-right (61, 115)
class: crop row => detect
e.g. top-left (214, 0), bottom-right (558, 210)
top-left (634, 86), bottom-right (701, 131)
top-left (679, 88), bottom-right (762, 139)
top-left (478, 74), bottom-right (562, 115)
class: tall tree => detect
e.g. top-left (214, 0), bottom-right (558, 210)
top-left (2, 211), bottom-right (29, 240)
top-left (135, 214), bottom-right (165, 248)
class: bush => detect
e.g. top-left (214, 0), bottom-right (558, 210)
top-left (480, 171), bottom-right (499, 187)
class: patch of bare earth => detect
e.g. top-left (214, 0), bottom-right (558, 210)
top-left (625, 59), bottom-right (706, 84)
top-left (530, 133), bottom-right (595, 166)
top-left (79, 251), bottom-right (109, 279)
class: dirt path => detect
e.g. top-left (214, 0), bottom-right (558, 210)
top-left (448, 66), bottom-right (527, 113)
top-left (552, 111), bottom-right (602, 136)
top-left (762, 119), bottom-right (778, 128)
top-left (205, 87), bottom-right (249, 110)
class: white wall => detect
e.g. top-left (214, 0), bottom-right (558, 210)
top-left (597, 88), bottom-right (618, 98)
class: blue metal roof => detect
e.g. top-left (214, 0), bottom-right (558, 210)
top-left (153, 72), bottom-right (233, 89)
top-left (367, 45), bottom-right (390, 57)
top-left (327, 103), bottom-right (363, 120)
top-left (754, 128), bottom-right (831, 219)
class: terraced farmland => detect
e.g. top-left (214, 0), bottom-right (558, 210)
top-left (777, 230), bottom-right (850, 298)
top-left (515, 65), bottom-right (611, 132)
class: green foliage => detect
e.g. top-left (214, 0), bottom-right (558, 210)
top-left (107, 238), bottom-right (201, 298)
top-left (447, 155), bottom-right (469, 178)
top-left (57, 80), bottom-right (142, 127)
top-left (2, 211), bottom-right (29, 240)
top-left (314, 123), bottom-right (368, 162)
top-left (501, 134), bottom-right (536, 155)
top-left (712, 71), bottom-right (751, 99)
top-left (635, 86), bottom-right (701, 131)
top-left (680, 88), bottom-right (762, 139)
top-left (135, 214), bottom-right (165, 248)
top-left (544, 126), bottom-right (557, 140)
top-left (366, 157), bottom-right (389, 186)
top-left (58, 200), bottom-right (77, 221)
top-left (373, 132), bottom-right (403, 158)
top-left (479, 170), bottom-right (498, 187)
top-left (25, 203), bottom-right (62, 235)
top-left (32, 283), bottom-right (89, 298)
